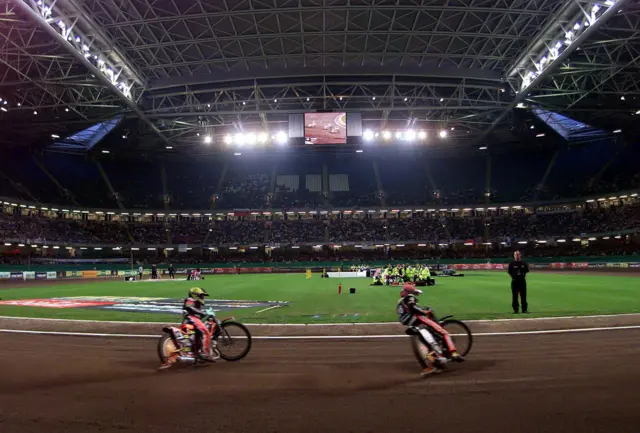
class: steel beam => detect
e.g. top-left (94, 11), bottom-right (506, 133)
top-left (474, 0), bottom-right (633, 144)
top-left (10, 0), bottom-right (170, 147)
top-left (56, 0), bottom-right (146, 87)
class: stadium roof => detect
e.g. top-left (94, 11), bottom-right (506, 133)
top-left (0, 0), bottom-right (638, 154)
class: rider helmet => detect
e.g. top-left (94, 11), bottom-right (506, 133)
top-left (189, 287), bottom-right (209, 301)
top-left (400, 283), bottom-right (422, 298)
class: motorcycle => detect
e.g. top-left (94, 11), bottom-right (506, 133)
top-left (158, 308), bottom-right (252, 369)
top-left (405, 313), bottom-right (473, 371)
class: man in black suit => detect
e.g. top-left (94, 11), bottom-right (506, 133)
top-left (508, 250), bottom-right (529, 313)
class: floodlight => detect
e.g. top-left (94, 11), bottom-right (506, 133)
top-left (275, 131), bottom-right (287, 144)
top-left (234, 133), bottom-right (245, 146)
top-left (363, 129), bottom-right (374, 140)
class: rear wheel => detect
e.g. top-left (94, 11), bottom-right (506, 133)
top-left (410, 335), bottom-right (431, 369)
top-left (157, 335), bottom-right (180, 366)
top-left (440, 319), bottom-right (473, 357)
top-left (215, 321), bottom-right (252, 361)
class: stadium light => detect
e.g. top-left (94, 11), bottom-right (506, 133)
top-left (3, 243), bottom-right (11, 246)
top-left (33, 110), bottom-right (38, 115)
top-left (404, 130), bottom-right (416, 141)
top-left (356, 149), bottom-right (363, 153)
top-left (382, 130), bottom-right (391, 140)
top-left (234, 152), bottom-right (242, 156)
top-left (258, 132), bottom-right (268, 144)
top-left (246, 133), bottom-right (256, 146)
top-left (234, 132), bottom-right (246, 146)
top-left (479, 146), bottom-right (488, 150)
top-left (613, 129), bottom-right (622, 133)
top-left (275, 131), bottom-right (288, 144)
top-left (224, 134), bottom-right (233, 145)
top-left (557, 239), bottom-right (566, 243)
top-left (165, 146), bottom-right (173, 150)
top-left (363, 129), bottom-right (374, 141)
top-left (101, 150), bottom-right (110, 154)
top-left (395, 131), bottom-right (403, 140)
top-left (439, 130), bottom-right (448, 138)
top-left (204, 135), bottom-right (212, 144)
top-left (0, 108), bottom-right (7, 112)
top-left (536, 133), bottom-right (545, 137)
top-left (418, 130), bottom-right (427, 140)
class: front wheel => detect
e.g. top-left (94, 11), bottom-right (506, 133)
top-left (440, 319), bottom-right (473, 357)
top-left (214, 321), bottom-right (252, 361)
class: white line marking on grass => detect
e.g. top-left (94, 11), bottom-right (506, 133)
top-left (0, 312), bottom-right (638, 326)
top-left (255, 305), bottom-right (282, 314)
top-left (0, 325), bottom-right (639, 340)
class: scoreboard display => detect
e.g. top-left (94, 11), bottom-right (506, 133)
top-left (304, 112), bottom-right (347, 145)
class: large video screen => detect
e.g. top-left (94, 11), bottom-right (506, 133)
top-left (304, 112), bottom-right (347, 145)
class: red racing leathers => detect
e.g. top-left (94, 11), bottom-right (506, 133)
top-left (396, 294), bottom-right (457, 355)
top-left (182, 296), bottom-right (212, 355)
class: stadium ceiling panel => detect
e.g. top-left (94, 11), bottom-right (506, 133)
top-left (0, 0), bottom-right (637, 152)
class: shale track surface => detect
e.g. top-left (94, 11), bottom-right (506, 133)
top-left (1, 329), bottom-right (639, 432)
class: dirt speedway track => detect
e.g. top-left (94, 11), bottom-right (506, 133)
top-left (1, 330), bottom-right (639, 433)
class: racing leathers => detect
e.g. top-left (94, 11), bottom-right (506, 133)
top-left (396, 294), bottom-right (459, 360)
top-left (182, 296), bottom-right (214, 359)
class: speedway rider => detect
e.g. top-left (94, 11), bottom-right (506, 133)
top-left (397, 283), bottom-right (463, 375)
top-left (183, 287), bottom-right (218, 361)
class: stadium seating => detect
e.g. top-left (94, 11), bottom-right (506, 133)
top-left (1, 147), bottom-right (639, 209)
top-left (1, 201), bottom-right (638, 247)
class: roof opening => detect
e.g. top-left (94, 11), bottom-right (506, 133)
top-left (50, 115), bottom-right (123, 152)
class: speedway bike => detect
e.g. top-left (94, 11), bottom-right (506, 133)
top-left (405, 313), bottom-right (473, 370)
top-left (158, 308), bottom-right (252, 368)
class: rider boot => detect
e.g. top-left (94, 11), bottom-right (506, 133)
top-left (196, 338), bottom-right (218, 362)
top-left (450, 350), bottom-right (465, 362)
top-left (420, 353), bottom-right (443, 376)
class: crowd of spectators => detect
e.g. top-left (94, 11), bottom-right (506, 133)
top-left (1, 203), bottom-right (638, 246)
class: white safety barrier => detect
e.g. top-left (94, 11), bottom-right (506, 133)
top-left (326, 271), bottom-right (367, 278)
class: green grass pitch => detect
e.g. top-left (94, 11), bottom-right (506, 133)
top-left (0, 272), bottom-right (638, 324)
